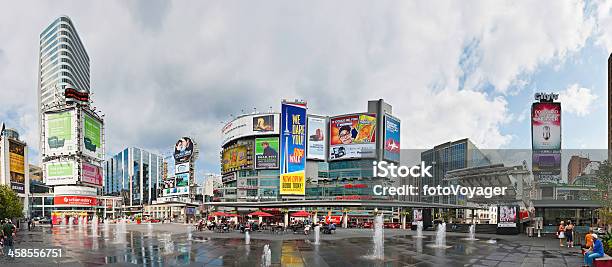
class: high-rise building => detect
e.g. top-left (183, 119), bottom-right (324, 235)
top-left (420, 138), bottom-right (490, 204)
top-left (568, 155), bottom-right (591, 185)
top-left (608, 54), bottom-right (612, 159)
top-left (38, 16), bottom-right (90, 150)
top-left (103, 147), bottom-right (165, 209)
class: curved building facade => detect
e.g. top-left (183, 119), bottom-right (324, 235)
top-left (219, 100), bottom-right (399, 203)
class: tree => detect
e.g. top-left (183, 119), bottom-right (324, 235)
top-left (595, 160), bottom-right (612, 230)
top-left (0, 184), bottom-right (23, 219)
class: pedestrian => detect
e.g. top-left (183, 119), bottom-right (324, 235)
top-left (558, 221), bottom-right (566, 247)
top-left (582, 229), bottom-right (594, 253)
top-left (566, 220), bottom-right (574, 248)
top-left (27, 218), bottom-right (32, 231)
top-left (3, 219), bottom-right (16, 247)
top-left (584, 234), bottom-right (604, 266)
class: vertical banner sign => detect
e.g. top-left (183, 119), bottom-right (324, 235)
top-left (8, 140), bottom-right (25, 193)
top-left (383, 114), bottom-right (400, 162)
top-left (531, 103), bottom-right (561, 151)
top-left (280, 102), bottom-right (306, 195)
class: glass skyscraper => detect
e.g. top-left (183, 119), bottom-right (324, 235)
top-left (103, 147), bottom-right (165, 208)
top-left (37, 16), bottom-right (90, 148)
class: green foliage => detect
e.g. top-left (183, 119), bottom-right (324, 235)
top-left (0, 184), bottom-right (23, 219)
top-left (602, 232), bottom-right (612, 255)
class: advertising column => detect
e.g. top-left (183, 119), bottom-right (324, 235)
top-left (8, 140), bottom-right (26, 194)
top-left (280, 102), bottom-right (307, 196)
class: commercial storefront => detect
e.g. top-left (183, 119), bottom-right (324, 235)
top-left (30, 193), bottom-right (122, 223)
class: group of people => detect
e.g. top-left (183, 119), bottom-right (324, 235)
top-left (558, 221), bottom-right (606, 266)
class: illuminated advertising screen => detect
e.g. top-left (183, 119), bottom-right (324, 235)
top-left (532, 153), bottom-right (561, 175)
top-left (497, 205), bottom-right (518, 228)
top-left (329, 114), bottom-right (376, 160)
top-left (221, 114), bottom-right (280, 145)
top-left (8, 140), bottom-right (25, 193)
top-left (221, 144), bottom-right (251, 173)
top-left (255, 137), bottom-right (279, 169)
top-left (82, 112), bottom-right (103, 160)
top-left (280, 102), bottom-right (306, 195)
top-left (307, 116), bottom-right (326, 160)
top-left (44, 110), bottom-right (77, 155)
top-left (81, 162), bottom-right (103, 186)
top-left (383, 114), bottom-right (400, 162)
top-left (45, 160), bottom-right (78, 185)
top-left (532, 103), bottom-right (561, 151)
top-left (174, 137), bottom-right (194, 163)
top-left (413, 209), bottom-right (423, 222)
top-left (253, 115), bottom-right (275, 132)
top-left (176, 173), bottom-right (190, 187)
top-left (175, 162), bottom-right (190, 174)
top-left (163, 178), bottom-right (176, 189)
top-left (163, 186), bottom-right (189, 196)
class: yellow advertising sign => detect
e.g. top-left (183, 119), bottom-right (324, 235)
top-left (9, 152), bottom-right (25, 174)
top-left (280, 171), bottom-right (305, 195)
top-left (221, 145), bottom-right (249, 173)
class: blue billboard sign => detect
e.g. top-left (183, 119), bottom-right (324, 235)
top-left (383, 114), bottom-right (400, 162)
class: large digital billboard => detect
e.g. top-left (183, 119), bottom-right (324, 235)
top-left (280, 102), bottom-right (306, 195)
top-left (163, 186), bottom-right (189, 196)
top-left (8, 140), bottom-right (25, 194)
top-left (82, 112), bottom-right (103, 160)
top-left (81, 162), bottom-right (103, 186)
top-left (255, 137), bottom-right (279, 169)
top-left (221, 114), bottom-right (280, 146)
top-left (175, 162), bottom-right (190, 174)
top-left (174, 137), bottom-right (194, 163)
top-left (532, 153), bottom-right (561, 175)
top-left (383, 114), bottom-right (400, 162)
top-left (221, 144), bottom-right (252, 173)
top-left (532, 103), bottom-right (561, 151)
top-left (45, 160), bottom-right (78, 186)
top-left (176, 173), bottom-right (189, 187)
top-left (44, 110), bottom-right (77, 155)
top-left (307, 116), bottom-right (326, 160)
top-left (329, 114), bottom-right (376, 160)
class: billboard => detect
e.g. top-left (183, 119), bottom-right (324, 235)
top-left (253, 115), bottom-right (275, 132)
top-left (54, 186), bottom-right (98, 196)
top-left (255, 137), bottom-right (279, 169)
top-left (221, 114), bottom-right (280, 145)
top-left (280, 102), bottom-right (306, 195)
top-left (307, 116), bottom-right (326, 160)
top-left (81, 162), bottom-right (103, 186)
top-left (176, 172), bottom-right (190, 187)
top-left (54, 196), bottom-right (97, 206)
top-left (175, 162), bottom-right (190, 174)
top-left (497, 205), bottom-right (518, 228)
top-left (532, 103), bottom-right (561, 151)
top-left (163, 186), bottom-right (189, 196)
top-left (174, 137), bottom-right (194, 163)
top-left (221, 144), bottom-right (251, 173)
top-left (82, 112), bottom-right (103, 160)
top-left (45, 160), bottom-right (78, 186)
top-left (329, 114), bottom-right (377, 160)
top-left (8, 140), bottom-right (25, 194)
top-left (383, 114), bottom-right (400, 162)
top-left (532, 153), bottom-right (561, 175)
top-left (163, 177), bottom-right (176, 189)
top-left (44, 110), bottom-right (77, 155)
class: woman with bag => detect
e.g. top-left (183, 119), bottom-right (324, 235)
top-left (558, 221), bottom-right (566, 247)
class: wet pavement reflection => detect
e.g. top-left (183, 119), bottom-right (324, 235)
top-left (0, 224), bottom-right (585, 266)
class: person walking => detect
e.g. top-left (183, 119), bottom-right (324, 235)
top-left (3, 219), bottom-right (16, 247)
top-left (558, 221), bottom-right (566, 247)
top-left (566, 220), bottom-right (574, 248)
top-left (584, 234), bottom-right (604, 266)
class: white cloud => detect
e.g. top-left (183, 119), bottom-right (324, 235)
top-left (559, 84), bottom-right (599, 116)
top-left (0, 0), bottom-right (602, 172)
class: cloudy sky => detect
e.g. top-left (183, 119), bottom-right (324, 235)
top-left (1, 0), bottom-right (611, 182)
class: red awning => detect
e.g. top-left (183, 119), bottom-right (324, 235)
top-left (291, 210), bottom-right (311, 217)
top-left (248, 211), bottom-right (273, 217)
top-left (211, 211), bottom-right (230, 217)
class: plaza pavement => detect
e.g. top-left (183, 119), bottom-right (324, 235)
top-left (0, 223), bottom-right (585, 267)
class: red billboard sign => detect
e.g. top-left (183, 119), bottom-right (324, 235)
top-left (81, 162), bottom-right (103, 186)
top-left (54, 196), bottom-right (97, 206)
